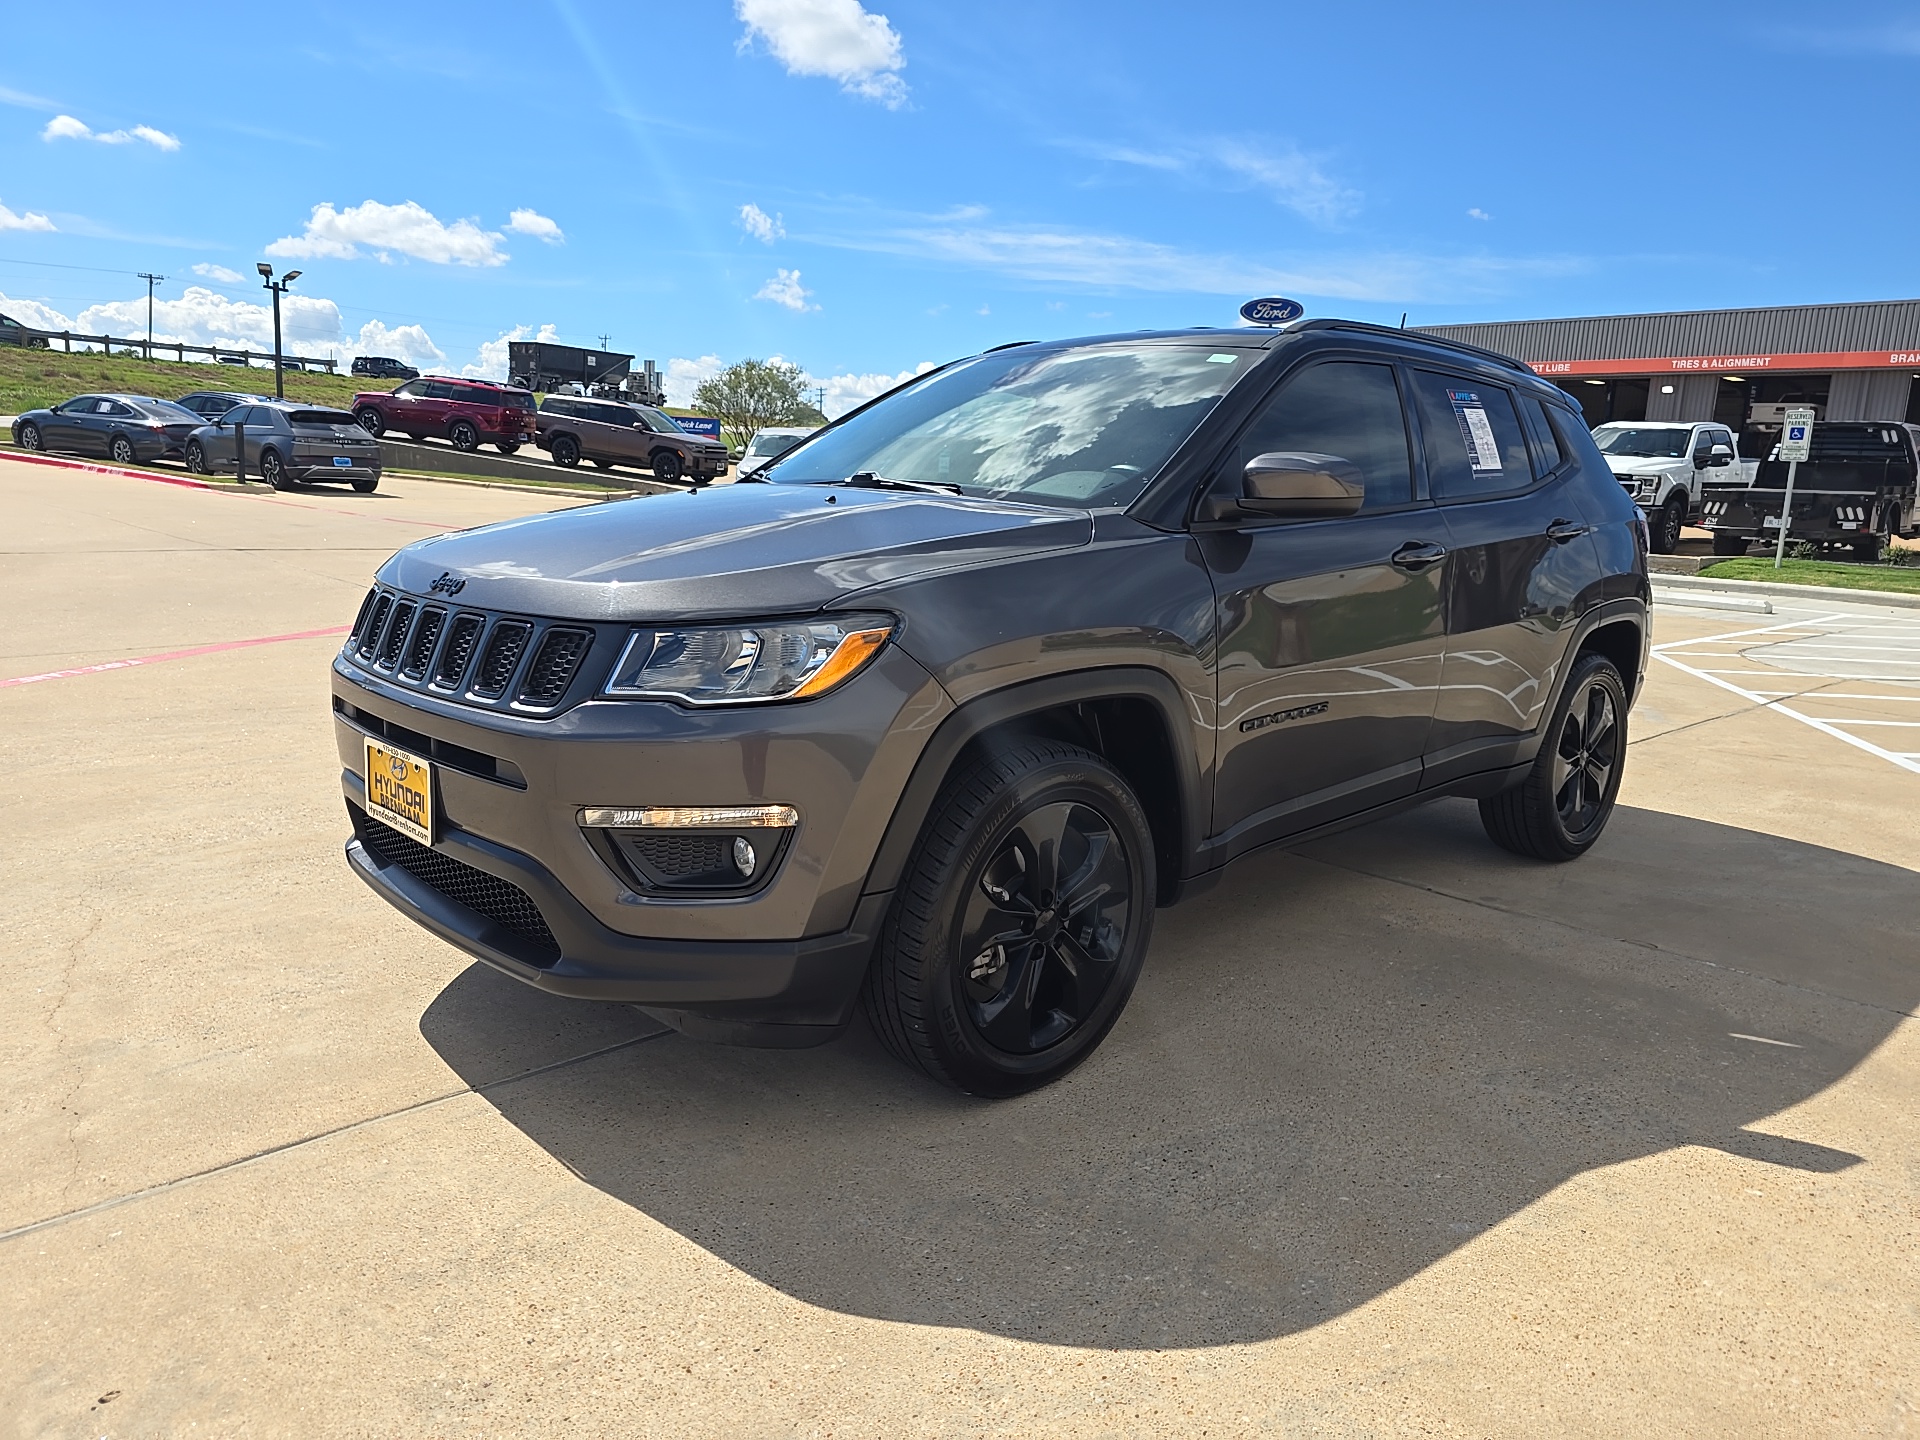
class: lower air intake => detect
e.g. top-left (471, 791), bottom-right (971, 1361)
top-left (354, 807), bottom-right (560, 964)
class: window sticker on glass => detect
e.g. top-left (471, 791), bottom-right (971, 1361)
top-left (1447, 388), bottom-right (1503, 475)
top-left (1206, 354), bottom-right (1238, 363)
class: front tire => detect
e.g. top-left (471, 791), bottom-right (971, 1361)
top-left (651, 449), bottom-right (684, 483)
top-left (449, 421), bottom-right (479, 452)
top-left (354, 407), bottom-right (385, 437)
top-left (863, 740), bottom-right (1155, 1096)
top-left (109, 435), bottom-right (136, 465)
top-left (496, 441), bottom-right (519, 455)
top-left (1479, 652), bottom-right (1627, 862)
top-left (1649, 497), bottom-right (1684, 554)
top-left (185, 441), bottom-right (208, 474)
top-left (18, 422), bottom-right (42, 451)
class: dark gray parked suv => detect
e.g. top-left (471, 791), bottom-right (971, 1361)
top-left (333, 321), bottom-right (1649, 1094)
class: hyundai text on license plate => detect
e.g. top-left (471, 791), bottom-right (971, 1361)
top-left (365, 737), bottom-right (433, 844)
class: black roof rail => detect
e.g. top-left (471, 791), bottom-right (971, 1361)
top-left (1286, 317), bottom-right (1537, 379)
top-left (984, 339), bottom-right (1036, 352)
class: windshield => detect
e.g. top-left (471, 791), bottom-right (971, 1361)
top-left (766, 343), bottom-right (1246, 507)
top-left (1593, 425), bottom-right (1692, 459)
top-left (748, 431), bottom-right (808, 457)
top-left (136, 399), bottom-right (206, 423)
top-left (631, 405), bottom-right (685, 434)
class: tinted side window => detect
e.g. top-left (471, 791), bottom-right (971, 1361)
top-left (1231, 360), bottom-right (1414, 511)
top-left (394, 381), bottom-right (423, 397)
top-left (1410, 371), bottom-right (1532, 501)
top-left (421, 381), bottom-right (455, 400)
top-left (1517, 394), bottom-right (1563, 476)
top-left (587, 403), bottom-right (629, 426)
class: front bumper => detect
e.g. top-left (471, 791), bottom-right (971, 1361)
top-left (344, 784), bottom-right (886, 1043)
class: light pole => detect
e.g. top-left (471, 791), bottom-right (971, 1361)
top-left (256, 263), bottom-right (301, 399)
top-left (137, 272), bottom-right (165, 361)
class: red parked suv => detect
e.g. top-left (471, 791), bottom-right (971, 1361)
top-left (352, 378), bottom-right (536, 454)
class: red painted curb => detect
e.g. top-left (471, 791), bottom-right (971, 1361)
top-left (2, 625), bottom-right (353, 689)
top-left (1, 448), bottom-right (219, 490)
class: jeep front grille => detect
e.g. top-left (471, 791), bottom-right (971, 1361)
top-left (339, 587), bottom-right (598, 713)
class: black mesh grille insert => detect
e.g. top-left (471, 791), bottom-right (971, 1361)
top-left (518, 628), bottom-right (591, 706)
top-left (356, 593), bottom-right (393, 659)
top-left (434, 614), bottom-right (484, 688)
top-left (376, 601), bottom-right (416, 669)
top-left (472, 621), bottom-right (532, 697)
top-left (401, 607), bottom-right (446, 680)
top-left (348, 588), bottom-right (378, 651)
top-left (355, 808), bottom-right (560, 963)
top-left (633, 833), bottom-right (729, 878)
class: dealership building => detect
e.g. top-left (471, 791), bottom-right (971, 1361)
top-left (1421, 298), bottom-right (1920, 459)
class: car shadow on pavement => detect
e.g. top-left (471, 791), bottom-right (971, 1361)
top-left (420, 799), bottom-right (1909, 1350)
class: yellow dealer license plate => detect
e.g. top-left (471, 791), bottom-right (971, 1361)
top-left (365, 737), bottom-right (434, 845)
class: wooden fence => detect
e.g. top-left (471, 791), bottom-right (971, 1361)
top-left (5, 327), bottom-right (338, 373)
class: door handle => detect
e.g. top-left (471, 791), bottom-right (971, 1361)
top-left (1546, 518), bottom-right (1591, 543)
top-left (1390, 540), bottom-right (1448, 570)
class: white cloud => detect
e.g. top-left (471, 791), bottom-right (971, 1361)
top-left (735, 0), bottom-right (907, 106)
top-left (738, 203), bottom-right (785, 244)
top-left (0, 292), bottom-right (75, 332)
top-left (806, 362), bottom-right (936, 419)
top-left (0, 199), bottom-right (55, 232)
top-left (664, 354), bottom-right (725, 408)
top-left (462, 323), bottom-right (561, 380)
top-left (267, 200), bottom-right (508, 266)
top-left (504, 208), bottom-right (565, 244)
top-left (357, 319), bottom-right (447, 369)
top-left (41, 114), bottom-right (180, 150)
top-left (754, 268), bottom-right (818, 312)
top-left (190, 262), bottom-right (244, 283)
top-left (815, 211), bottom-right (1581, 304)
top-left (1077, 138), bottom-right (1358, 226)
top-left (1467, 207), bottom-right (1492, 222)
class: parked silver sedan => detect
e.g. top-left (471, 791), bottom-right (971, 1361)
top-left (184, 401), bottom-right (383, 492)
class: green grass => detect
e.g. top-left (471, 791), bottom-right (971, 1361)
top-left (1697, 556), bottom-right (1920, 595)
top-left (0, 344), bottom-right (365, 414)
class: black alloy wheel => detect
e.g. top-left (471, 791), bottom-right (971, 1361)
top-left (651, 449), bottom-right (684, 483)
top-left (109, 435), bottom-right (136, 465)
top-left (449, 421), bottom-right (479, 452)
top-left (1479, 651), bottom-right (1627, 862)
top-left (865, 739), bottom-right (1155, 1096)
top-left (260, 448), bottom-right (292, 491)
top-left (1650, 498), bottom-right (1684, 554)
top-left (184, 441), bottom-right (208, 474)
top-left (355, 406), bottom-right (384, 437)
top-left (551, 435), bottom-right (580, 468)
top-left (18, 422), bottom-right (42, 451)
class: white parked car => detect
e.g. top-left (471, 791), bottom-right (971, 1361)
top-left (737, 426), bottom-right (817, 478)
top-left (1591, 420), bottom-right (1755, 553)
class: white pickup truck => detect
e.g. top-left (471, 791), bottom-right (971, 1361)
top-left (1591, 421), bottom-right (1756, 553)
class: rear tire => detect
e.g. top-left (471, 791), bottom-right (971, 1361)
top-left (354, 407), bottom-right (385, 437)
top-left (863, 739), bottom-right (1155, 1096)
top-left (551, 435), bottom-right (580, 468)
top-left (350, 475), bottom-right (378, 494)
top-left (1649, 497), bottom-right (1684, 554)
top-left (260, 448), bottom-right (293, 491)
top-left (449, 421), bottom-right (479, 452)
top-left (109, 435), bottom-right (136, 465)
top-left (593, 458), bottom-right (614, 470)
top-left (1710, 530), bottom-right (1748, 556)
top-left (18, 422), bottom-right (42, 451)
top-left (651, 449), bottom-right (685, 483)
top-left (495, 441), bottom-right (519, 455)
top-left (1479, 652), bottom-right (1627, 863)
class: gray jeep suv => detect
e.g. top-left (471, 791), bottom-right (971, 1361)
top-left (333, 321), bottom-right (1649, 1095)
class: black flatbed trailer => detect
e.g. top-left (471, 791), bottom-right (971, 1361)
top-left (1700, 421), bottom-right (1920, 559)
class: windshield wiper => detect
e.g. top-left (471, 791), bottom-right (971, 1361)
top-left (838, 471), bottom-right (963, 495)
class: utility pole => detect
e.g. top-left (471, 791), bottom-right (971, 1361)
top-left (138, 273), bottom-right (165, 361)
top-left (597, 334), bottom-right (611, 349)
top-left (256, 263), bottom-right (302, 400)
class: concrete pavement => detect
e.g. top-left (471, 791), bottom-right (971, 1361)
top-left (2, 453), bottom-right (1915, 1436)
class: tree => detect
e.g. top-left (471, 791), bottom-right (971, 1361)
top-left (691, 359), bottom-right (823, 449)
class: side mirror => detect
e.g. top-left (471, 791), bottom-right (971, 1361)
top-left (1239, 452), bottom-right (1366, 518)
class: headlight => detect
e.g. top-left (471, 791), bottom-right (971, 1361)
top-left (603, 614), bottom-right (894, 704)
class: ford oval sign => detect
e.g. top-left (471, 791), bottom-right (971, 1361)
top-left (1240, 296), bottom-right (1304, 326)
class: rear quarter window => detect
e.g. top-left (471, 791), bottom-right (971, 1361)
top-left (1410, 371), bottom-right (1532, 501)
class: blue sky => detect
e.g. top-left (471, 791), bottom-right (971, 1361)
top-left (1, 1), bottom-right (1915, 410)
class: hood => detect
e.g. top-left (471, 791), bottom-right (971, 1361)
top-left (1603, 454), bottom-right (1683, 474)
top-left (379, 482), bottom-right (1092, 621)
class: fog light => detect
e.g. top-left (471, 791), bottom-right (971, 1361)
top-left (733, 837), bottom-right (757, 878)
